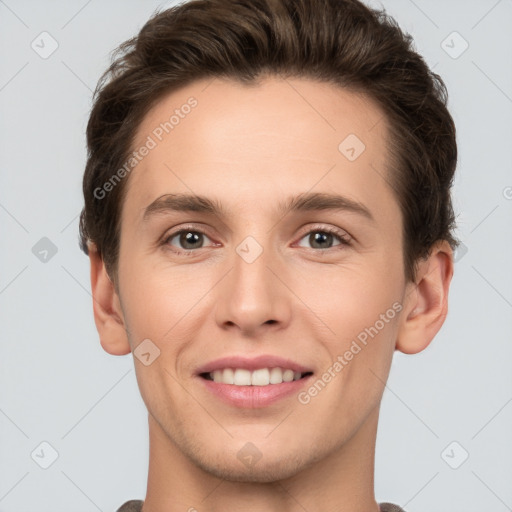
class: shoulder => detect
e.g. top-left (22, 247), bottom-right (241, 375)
top-left (116, 500), bottom-right (144, 512)
top-left (380, 503), bottom-right (407, 512)
top-left (115, 499), bottom-right (404, 512)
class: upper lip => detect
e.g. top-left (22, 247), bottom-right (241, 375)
top-left (195, 355), bottom-right (314, 375)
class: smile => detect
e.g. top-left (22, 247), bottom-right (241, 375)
top-left (201, 367), bottom-right (313, 386)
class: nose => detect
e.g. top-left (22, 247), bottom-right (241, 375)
top-left (214, 240), bottom-right (291, 336)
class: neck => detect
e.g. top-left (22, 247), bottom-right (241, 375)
top-left (142, 406), bottom-right (381, 512)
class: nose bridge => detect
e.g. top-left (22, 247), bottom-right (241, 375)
top-left (232, 233), bottom-right (277, 302)
top-left (214, 232), bottom-right (289, 332)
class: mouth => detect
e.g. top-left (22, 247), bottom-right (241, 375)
top-left (199, 367), bottom-right (314, 386)
top-left (197, 367), bottom-right (314, 408)
top-left (195, 355), bottom-right (315, 408)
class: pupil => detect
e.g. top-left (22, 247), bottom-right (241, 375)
top-left (181, 231), bottom-right (202, 249)
top-left (311, 232), bottom-right (332, 249)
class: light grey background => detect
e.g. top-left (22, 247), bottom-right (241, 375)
top-left (0, 0), bottom-right (511, 511)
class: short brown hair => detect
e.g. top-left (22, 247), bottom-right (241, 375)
top-left (79, 0), bottom-right (459, 287)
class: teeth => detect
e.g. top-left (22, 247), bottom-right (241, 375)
top-left (234, 369), bottom-right (252, 385)
top-left (269, 367), bottom-right (283, 384)
top-left (251, 368), bottom-right (270, 386)
top-left (209, 367), bottom-right (305, 386)
top-left (283, 369), bottom-right (294, 382)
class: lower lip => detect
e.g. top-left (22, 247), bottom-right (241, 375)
top-left (198, 375), bottom-right (313, 408)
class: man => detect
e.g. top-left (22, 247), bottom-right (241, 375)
top-left (79, 0), bottom-right (458, 510)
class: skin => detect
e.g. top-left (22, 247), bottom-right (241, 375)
top-left (89, 77), bottom-right (453, 512)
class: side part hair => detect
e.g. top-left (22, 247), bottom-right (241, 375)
top-left (79, 0), bottom-right (459, 287)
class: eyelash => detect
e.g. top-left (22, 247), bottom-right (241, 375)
top-left (161, 224), bottom-right (352, 256)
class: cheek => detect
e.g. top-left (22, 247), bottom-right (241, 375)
top-left (118, 255), bottom-right (201, 340)
top-left (294, 257), bottom-right (402, 339)
top-left (310, 304), bottom-right (399, 428)
top-left (292, 260), bottom-right (402, 400)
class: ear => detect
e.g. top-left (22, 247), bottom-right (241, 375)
top-left (396, 240), bottom-right (454, 354)
top-left (88, 243), bottom-right (131, 356)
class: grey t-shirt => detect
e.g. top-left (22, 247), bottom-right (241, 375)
top-left (116, 499), bottom-right (406, 511)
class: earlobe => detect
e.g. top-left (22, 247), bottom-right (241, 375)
top-left (88, 244), bottom-right (132, 356)
top-left (396, 240), bottom-right (454, 355)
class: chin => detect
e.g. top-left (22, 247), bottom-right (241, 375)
top-left (192, 452), bottom-right (308, 483)
top-left (180, 436), bottom-right (332, 484)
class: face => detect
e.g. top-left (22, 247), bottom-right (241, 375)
top-left (115, 77), bottom-right (410, 481)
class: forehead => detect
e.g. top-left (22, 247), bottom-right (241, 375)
top-left (122, 76), bottom-right (395, 225)
top-left (133, 76), bottom-right (386, 158)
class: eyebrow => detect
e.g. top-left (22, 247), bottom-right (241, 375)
top-left (142, 192), bottom-right (375, 223)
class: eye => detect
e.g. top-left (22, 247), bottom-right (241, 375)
top-left (161, 225), bottom-right (352, 255)
top-left (296, 227), bottom-right (351, 250)
top-left (163, 228), bottom-right (214, 254)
